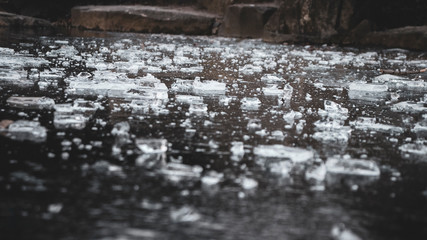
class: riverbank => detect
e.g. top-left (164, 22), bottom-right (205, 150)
top-left (1, 0), bottom-right (427, 50)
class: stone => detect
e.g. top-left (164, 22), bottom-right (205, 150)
top-left (359, 25), bottom-right (427, 51)
top-left (71, 5), bottom-right (218, 35)
top-left (0, 11), bottom-right (51, 28)
top-left (219, 3), bottom-right (278, 38)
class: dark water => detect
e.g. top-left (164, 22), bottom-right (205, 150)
top-left (0, 29), bottom-right (426, 240)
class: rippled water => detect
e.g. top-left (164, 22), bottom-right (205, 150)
top-left (0, 29), bottom-right (426, 240)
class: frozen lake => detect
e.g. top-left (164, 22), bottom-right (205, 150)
top-left (0, 29), bottom-right (427, 240)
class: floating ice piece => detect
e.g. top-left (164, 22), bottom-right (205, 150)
top-left (0, 70), bottom-right (33, 88)
top-left (175, 95), bottom-right (203, 104)
top-left (3, 120), bottom-right (47, 143)
top-left (350, 117), bottom-right (404, 134)
top-left (193, 79), bottom-right (226, 95)
top-left (261, 74), bottom-right (283, 83)
top-left (348, 82), bottom-right (388, 101)
top-left (318, 100), bottom-right (348, 122)
top-left (136, 153), bottom-right (166, 168)
top-left (247, 119), bottom-right (262, 131)
top-left (237, 177), bottom-right (258, 190)
top-left (54, 114), bottom-right (87, 130)
top-left (7, 97), bottom-right (55, 110)
top-left (189, 101), bottom-right (208, 115)
top-left (312, 130), bottom-right (351, 145)
top-left (254, 145), bottom-right (314, 163)
top-left (391, 101), bottom-right (427, 113)
top-left (374, 74), bottom-right (427, 92)
top-left (305, 162), bottom-right (327, 184)
top-left (314, 120), bottom-right (351, 132)
top-left (170, 79), bottom-right (194, 93)
top-left (413, 121), bottom-right (427, 138)
top-left (331, 223), bottom-right (362, 240)
top-left (373, 74), bottom-right (408, 83)
top-left (201, 171), bottom-right (224, 189)
top-left (283, 110), bottom-right (303, 124)
top-left (170, 206), bottom-right (201, 223)
top-left (230, 141), bottom-right (244, 161)
top-left (239, 64), bottom-right (263, 75)
top-left (399, 143), bottom-right (427, 162)
top-left (135, 138), bottom-right (167, 154)
top-left (325, 157), bottom-right (380, 187)
top-left (279, 84), bottom-right (293, 107)
top-left (241, 97), bottom-right (261, 110)
top-left (160, 163), bottom-right (203, 183)
top-left (263, 84), bottom-right (283, 96)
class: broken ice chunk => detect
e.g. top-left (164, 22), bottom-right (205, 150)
top-left (312, 130), bottom-right (351, 145)
top-left (391, 101), bottom-right (427, 113)
top-left (193, 78), bottom-right (226, 95)
top-left (171, 79), bottom-right (194, 93)
top-left (261, 74), bottom-right (283, 83)
top-left (263, 84), bottom-right (283, 96)
top-left (348, 82), bottom-right (388, 102)
top-left (160, 162), bottom-right (203, 183)
top-left (318, 100), bottom-right (348, 122)
top-left (305, 161), bottom-right (327, 184)
top-left (201, 171), bottom-right (224, 192)
top-left (136, 153), bottom-right (166, 168)
top-left (170, 206), bottom-right (201, 223)
top-left (237, 176), bottom-right (258, 190)
top-left (279, 84), bottom-right (293, 107)
top-left (283, 110), bottom-right (303, 124)
top-left (241, 97), bottom-right (261, 110)
top-left (413, 121), bottom-right (427, 138)
top-left (350, 117), bottom-right (404, 135)
top-left (230, 141), bottom-right (244, 161)
top-left (135, 138), bottom-right (167, 154)
top-left (247, 119), bottom-right (262, 131)
top-left (53, 114), bottom-right (87, 130)
top-left (254, 145), bottom-right (314, 163)
top-left (325, 157), bottom-right (380, 187)
top-left (175, 95), bottom-right (203, 104)
top-left (189, 101), bottom-right (208, 115)
top-left (7, 97), bottom-right (55, 110)
top-left (3, 120), bottom-right (47, 143)
top-left (399, 143), bottom-right (427, 162)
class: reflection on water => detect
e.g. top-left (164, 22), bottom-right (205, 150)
top-left (0, 29), bottom-right (427, 240)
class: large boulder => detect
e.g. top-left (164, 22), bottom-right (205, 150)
top-left (197, 0), bottom-right (274, 15)
top-left (0, 11), bottom-right (52, 28)
top-left (71, 5), bottom-right (218, 35)
top-left (219, 3), bottom-right (278, 38)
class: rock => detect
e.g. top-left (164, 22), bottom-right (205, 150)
top-left (71, 5), bottom-right (218, 35)
top-left (197, 0), bottom-right (273, 15)
top-left (219, 3), bottom-right (278, 38)
top-left (263, 0), bottom-right (355, 43)
top-left (359, 25), bottom-right (427, 51)
top-left (0, 11), bottom-right (51, 28)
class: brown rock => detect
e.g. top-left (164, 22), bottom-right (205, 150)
top-left (360, 26), bottom-right (427, 51)
top-left (71, 5), bottom-right (218, 35)
top-left (219, 3), bottom-right (278, 38)
top-left (0, 11), bottom-right (51, 28)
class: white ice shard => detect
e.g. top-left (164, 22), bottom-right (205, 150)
top-left (170, 206), bottom-right (201, 223)
top-left (279, 84), bottom-right (293, 107)
top-left (350, 117), bottom-right (404, 134)
top-left (325, 157), bottom-right (380, 187)
top-left (7, 97), bottom-right (55, 110)
top-left (230, 141), bottom-right (244, 161)
top-left (254, 145), bottom-right (314, 163)
top-left (391, 101), bottom-right (427, 113)
top-left (170, 79), bottom-right (194, 93)
top-left (241, 97), bottom-right (261, 110)
top-left (4, 120), bottom-right (47, 143)
top-left (192, 78), bottom-right (226, 95)
top-left (305, 162), bottom-right (327, 184)
top-left (312, 130), bottom-right (351, 145)
top-left (413, 121), bottom-right (427, 138)
top-left (261, 74), bottom-right (283, 83)
top-left (263, 84), bottom-right (283, 96)
top-left (175, 95), bottom-right (203, 104)
top-left (283, 110), bottom-right (303, 124)
top-left (348, 82), bottom-right (388, 101)
top-left (399, 142), bottom-right (427, 162)
top-left (160, 162), bottom-right (203, 183)
top-left (318, 100), bottom-right (348, 122)
top-left (135, 138), bottom-right (168, 154)
top-left (189, 101), bottom-right (208, 115)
